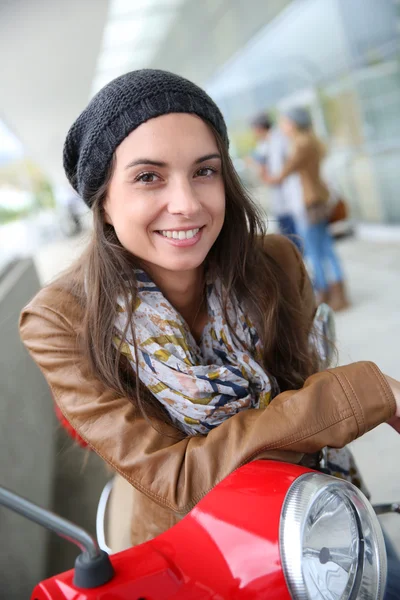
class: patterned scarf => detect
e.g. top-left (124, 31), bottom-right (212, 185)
top-left (114, 269), bottom-right (277, 435)
top-left (113, 268), bottom-right (367, 493)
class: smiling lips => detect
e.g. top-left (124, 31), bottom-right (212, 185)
top-left (160, 228), bottom-right (200, 240)
top-left (155, 226), bottom-right (203, 246)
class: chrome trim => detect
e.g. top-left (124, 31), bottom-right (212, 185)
top-left (314, 302), bottom-right (336, 368)
top-left (96, 478), bottom-right (114, 554)
top-left (279, 472), bottom-right (387, 600)
top-left (0, 485), bottom-right (100, 560)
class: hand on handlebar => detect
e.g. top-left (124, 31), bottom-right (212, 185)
top-left (385, 375), bottom-right (400, 433)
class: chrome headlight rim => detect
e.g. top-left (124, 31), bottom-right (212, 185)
top-left (279, 472), bottom-right (387, 600)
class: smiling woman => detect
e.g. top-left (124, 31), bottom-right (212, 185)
top-left (103, 113), bottom-right (225, 281)
top-left (19, 70), bottom-right (400, 558)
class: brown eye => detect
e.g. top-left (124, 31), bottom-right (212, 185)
top-left (195, 167), bottom-right (217, 178)
top-left (135, 172), bottom-right (159, 184)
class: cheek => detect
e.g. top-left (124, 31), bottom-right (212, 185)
top-left (208, 182), bottom-right (226, 222)
top-left (106, 189), bottom-right (158, 230)
top-left (105, 195), bottom-right (162, 256)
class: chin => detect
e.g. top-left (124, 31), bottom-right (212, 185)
top-left (159, 257), bottom-right (205, 273)
top-left (149, 250), bottom-right (207, 273)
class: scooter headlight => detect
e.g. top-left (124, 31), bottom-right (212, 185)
top-left (280, 473), bottom-right (387, 599)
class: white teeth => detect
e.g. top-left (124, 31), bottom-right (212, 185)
top-left (160, 228), bottom-right (200, 240)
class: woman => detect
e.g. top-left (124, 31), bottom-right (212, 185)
top-left (267, 108), bottom-right (349, 310)
top-left (20, 71), bottom-right (399, 554)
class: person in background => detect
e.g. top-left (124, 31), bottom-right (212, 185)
top-left (249, 114), bottom-right (303, 251)
top-left (265, 107), bottom-right (349, 311)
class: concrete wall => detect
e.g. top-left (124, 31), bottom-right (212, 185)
top-left (0, 259), bottom-right (55, 598)
top-left (0, 258), bottom-right (109, 597)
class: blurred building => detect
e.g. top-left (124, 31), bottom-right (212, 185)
top-left (1, 0), bottom-right (399, 224)
top-left (164, 0), bottom-right (400, 225)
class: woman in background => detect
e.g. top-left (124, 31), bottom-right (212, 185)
top-left (267, 107), bottom-right (349, 311)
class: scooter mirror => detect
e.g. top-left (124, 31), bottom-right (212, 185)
top-left (0, 485), bottom-right (114, 589)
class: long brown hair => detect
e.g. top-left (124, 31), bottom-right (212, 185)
top-left (64, 125), bottom-right (320, 425)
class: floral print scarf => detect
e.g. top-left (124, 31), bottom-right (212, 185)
top-left (114, 269), bottom-right (277, 435)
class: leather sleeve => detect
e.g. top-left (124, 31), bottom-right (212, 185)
top-left (19, 239), bottom-right (396, 514)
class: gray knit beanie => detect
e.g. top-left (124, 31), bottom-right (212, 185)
top-left (63, 69), bottom-right (229, 207)
top-left (283, 107), bottom-right (312, 130)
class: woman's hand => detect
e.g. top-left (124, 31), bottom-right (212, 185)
top-left (385, 375), bottom-right (400, 432)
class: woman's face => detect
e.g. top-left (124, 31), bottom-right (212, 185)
top-left (104, 113), bottom-right (225, 277)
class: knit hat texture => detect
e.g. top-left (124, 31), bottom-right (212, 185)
top-left (63, 69), bottom-right (229, 206)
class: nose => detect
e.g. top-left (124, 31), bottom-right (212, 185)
top-left (167, 177), bottom-right (202, 218)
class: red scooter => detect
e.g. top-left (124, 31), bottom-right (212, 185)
top-left (3, 304), bottom-right (398, 599)
top-left (2, 459), bottom-right (398, 599)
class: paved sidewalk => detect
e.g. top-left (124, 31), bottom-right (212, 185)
top-left (33, 232), bottom-right (400, 548)
top-left (334, 238), bottom-right (400, 548)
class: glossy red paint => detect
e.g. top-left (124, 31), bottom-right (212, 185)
top-left (32, 461), bottom-right (313, 600)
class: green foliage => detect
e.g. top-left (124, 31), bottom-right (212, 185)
top-left (230, 129), bottom-right (257, 157)
top-left (32, 178), bottom-right (55, 210)
top-left (0, 158), bottom-right (55, 214)
top-left (0, 206), bottom-right (29, 224)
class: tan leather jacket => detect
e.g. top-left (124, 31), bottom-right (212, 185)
top-left (280, 131), bottom-right (330, 207)
top-left (19, 235), bottom-right (395, 546)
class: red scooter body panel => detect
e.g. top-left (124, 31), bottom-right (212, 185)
top-left (32, 461), bottom-right (311, 599)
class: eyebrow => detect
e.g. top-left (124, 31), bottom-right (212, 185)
top-left (124, 153), bottom-right (221, 170)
